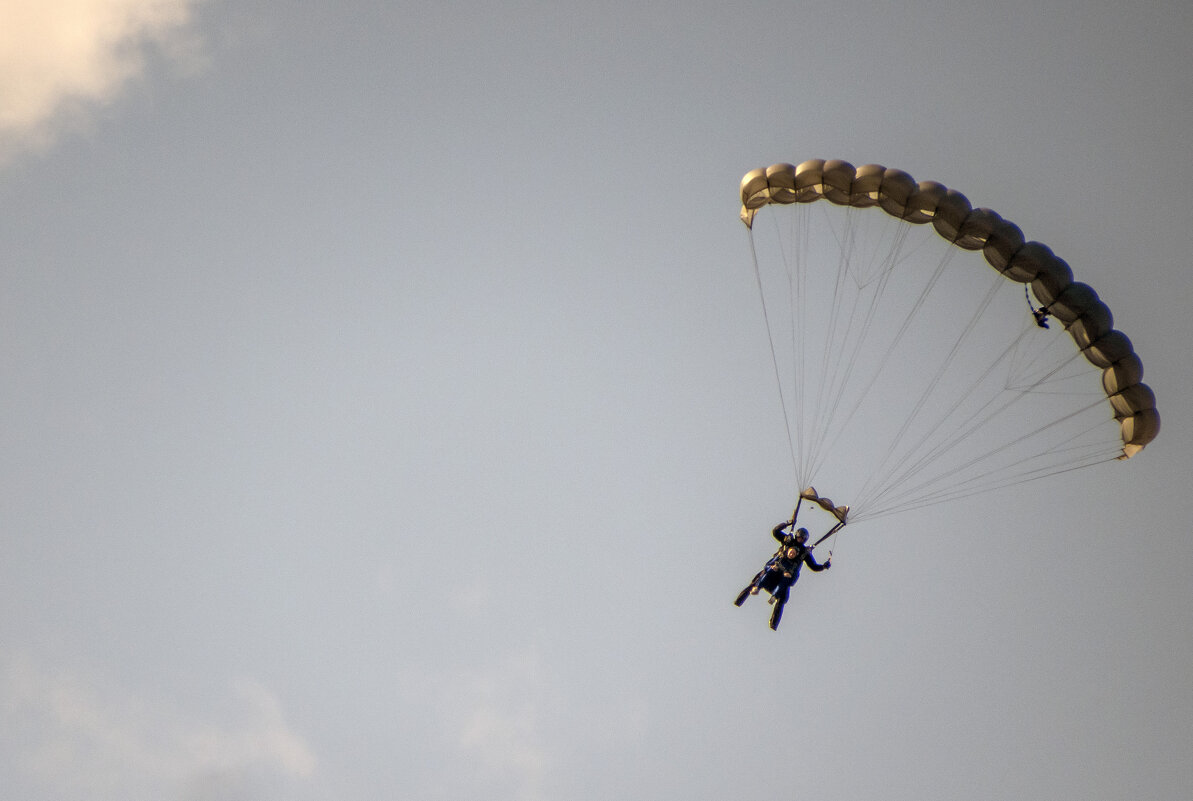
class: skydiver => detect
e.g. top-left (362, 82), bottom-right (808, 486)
top-left (732, 522), bottom-right (810, 623)
top-left (733, 521), bottom-right (831, 630)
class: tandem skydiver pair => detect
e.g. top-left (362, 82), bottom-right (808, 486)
top-left (734, 518), bottom-right (831, 631)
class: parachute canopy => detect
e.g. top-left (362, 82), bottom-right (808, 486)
top-left (740, 159), bottom-right (1158, 521)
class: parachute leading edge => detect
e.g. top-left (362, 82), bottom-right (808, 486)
top-left (740, 159), bottom-right (1159, 461)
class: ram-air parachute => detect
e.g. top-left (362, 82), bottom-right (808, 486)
top-left (741, 160), bottom-right (1158, 525)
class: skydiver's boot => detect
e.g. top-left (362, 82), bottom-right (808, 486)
top-left (734, 586), bottom-right (752, 607)
top-left (769, 601), bottom-right (784, 630)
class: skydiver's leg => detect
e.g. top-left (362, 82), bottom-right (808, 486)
top-left (734, 584), bottom-right (752, 607)
top-left (734, 570), bottom-right (765, 606)
top-left (769, 599), bottom-right (785, 630)
top-left (769, 583), bottom-right (791, 630)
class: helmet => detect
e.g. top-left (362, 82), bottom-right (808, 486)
top-left (795, 527), bottom-right (809, 541)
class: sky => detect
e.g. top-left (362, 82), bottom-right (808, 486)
top-left (1, 1), bottom-right (1191, 799)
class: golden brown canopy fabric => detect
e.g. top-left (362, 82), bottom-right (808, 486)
top-left (740, 159), bottom-right (1159, 458)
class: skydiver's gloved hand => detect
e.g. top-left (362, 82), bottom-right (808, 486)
top-left (824, 559), bottom-right (832, 568)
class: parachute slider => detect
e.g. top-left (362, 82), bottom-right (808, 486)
top-left (799, 487), bottom-right (849, 524)
top-left (799, 487), bottom-right (849, 550)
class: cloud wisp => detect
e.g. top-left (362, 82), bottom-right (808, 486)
top-left (1, 652), bottom-right (316, 801)
top-left (0, 0), bottom-right (206, 164)
top-left (401, 641), bottom-right (650, 801)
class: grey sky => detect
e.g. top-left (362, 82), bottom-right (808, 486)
top-left (2, 1), bottom-right (1191, 799)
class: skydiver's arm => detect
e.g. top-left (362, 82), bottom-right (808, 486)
top-left (803, 551), bottom-right (831, 572)
top-left (772, 521), bottom-right (791, 543)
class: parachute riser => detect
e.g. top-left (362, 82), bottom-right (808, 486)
top-left (811, 519), bottom-right (846, 550)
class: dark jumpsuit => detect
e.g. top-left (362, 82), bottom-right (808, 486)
top-left (735, 522), bottom-right (830, 630)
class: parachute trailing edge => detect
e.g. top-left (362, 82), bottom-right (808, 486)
top-left (740, 159), bottom-right (1159, 459)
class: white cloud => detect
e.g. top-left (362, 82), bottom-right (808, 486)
top-left (0, 652), bottom-right (316, 801)
top-left (187, 679), bottom-right (317, 781)
top-left (0, 0), bottom-right (206, 163)
top-left (405, 647), bottom-right (559, 801)
top-left (399, 644), bottom-right (653, 800)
